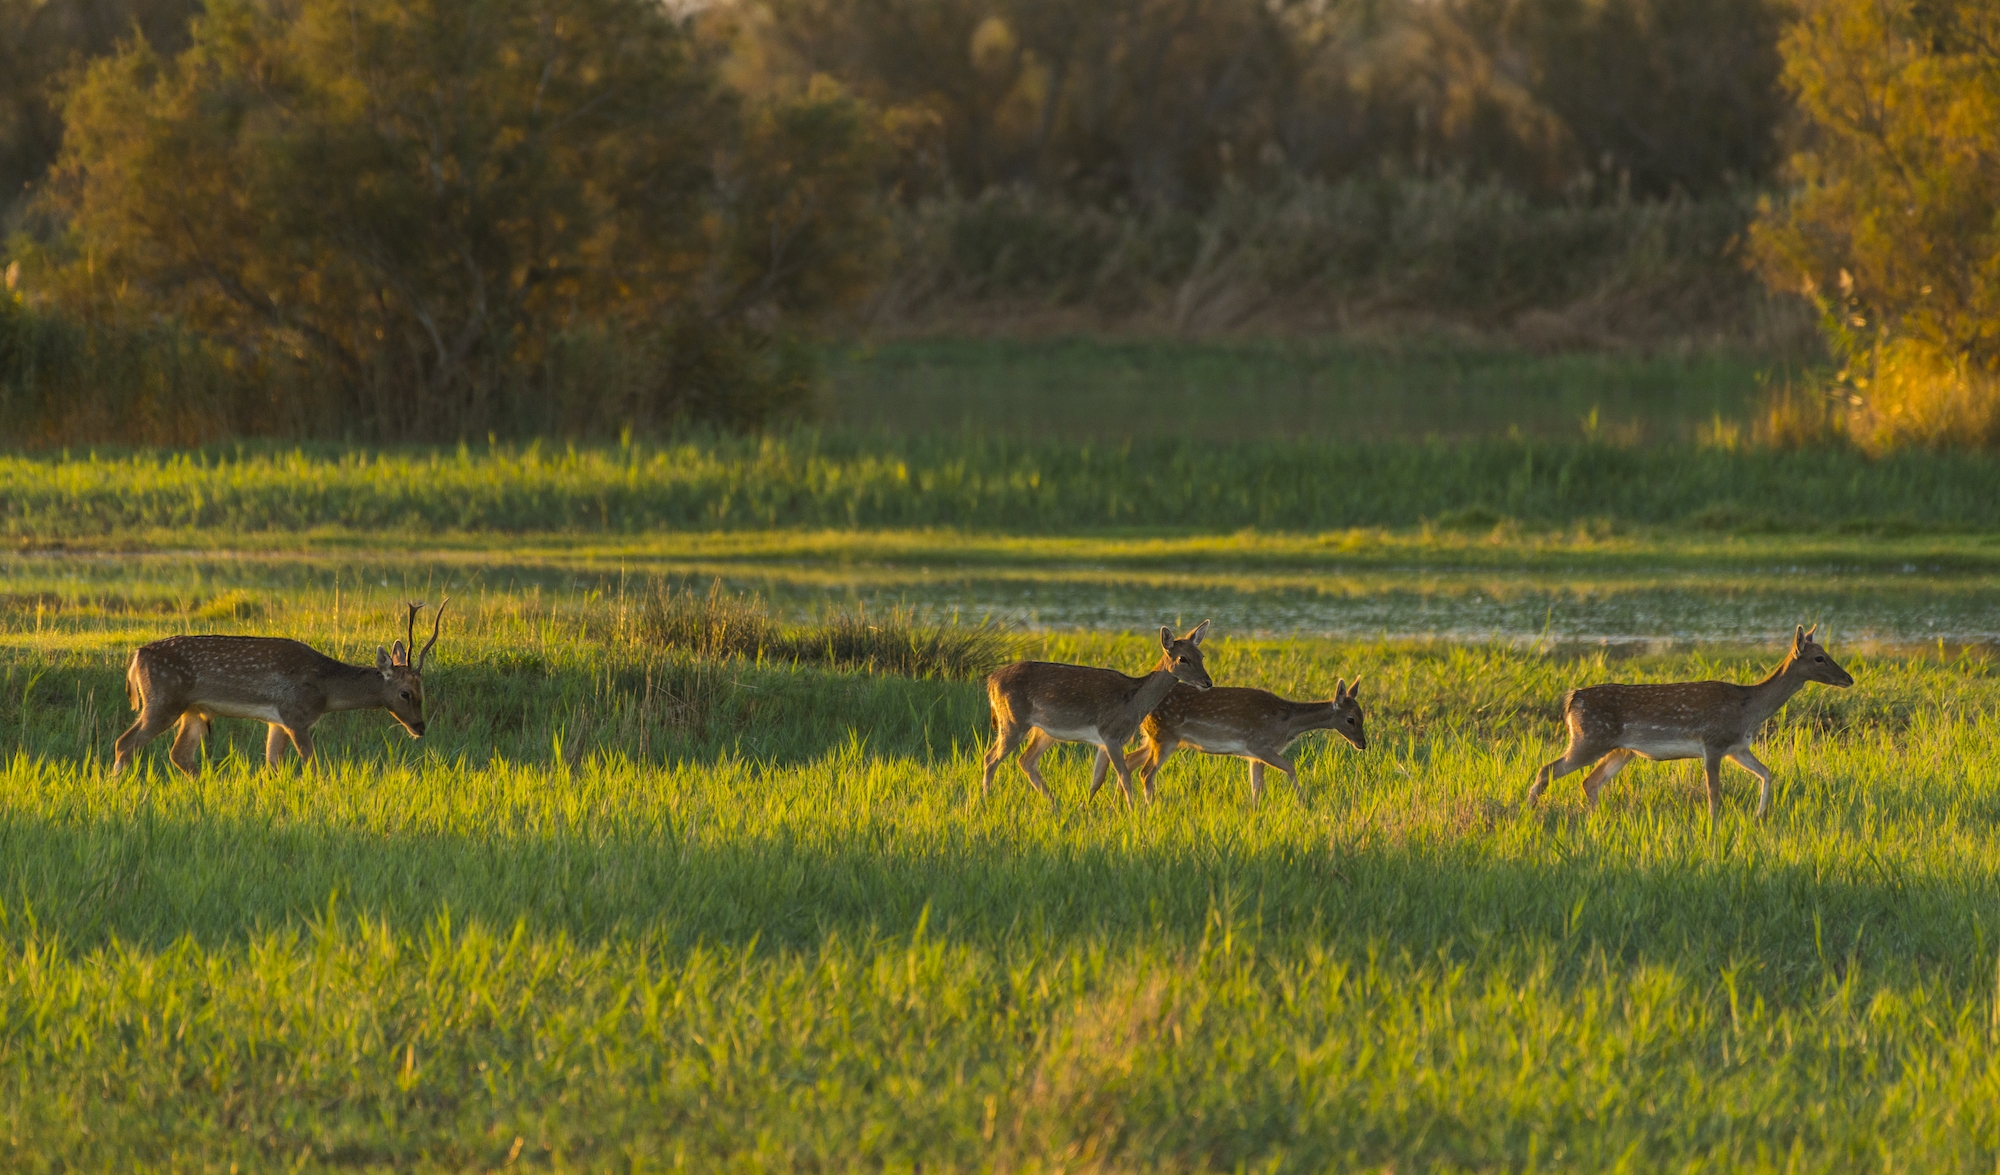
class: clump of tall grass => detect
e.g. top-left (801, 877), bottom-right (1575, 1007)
top-left (1838, 338), bottom-right (2000, 454)
top-left (642, 580), bottom-right (1010, 680)
top-left (1750, 340), bottom-right (2000, 453)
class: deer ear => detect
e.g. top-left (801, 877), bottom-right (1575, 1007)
top-left (1793, 624), bottom-right (1806, 650)
top-left (391, 639), bottom-right (408, 666)
top-left (1804, 623), bottom-right (1818, 642)
top-left (1188, 619), bottom-right (1210, 645)
top-left (1160, 625), bottom-right (1173, 648)
top-left (376, 646), bottom-right (393, 672)
top-left (1333, 678), bottom-right (1347, 701)
top-left (1348, 676), bottom-right (1362, 699)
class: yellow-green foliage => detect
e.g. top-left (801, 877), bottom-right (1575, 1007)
top-left (1753, 0), bottom-right (2000, 449)
top-left (2, 562), bottom-right (1999, 1167)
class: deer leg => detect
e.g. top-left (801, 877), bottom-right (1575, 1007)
top-left (1527, 742), bottom-right (1599, 806)
top-left (1017, 729), bottom-right (1059, 807)
top-left (1729, 749), bottom-right (1776, 819)
top-left (1579, 750), bottom-right (1635, 810)
top-left (112, 706), bottom-right (181, 776)
top-left (1259, 748), bottom-right (1305, 804)
top-left (265, 723), bottom-right (291, 767)
top-left (287, 724), bottom-right (317, 769)
top-left (982, 715), bottom-right (1029, 797)
top-left (1101, 740), bottom-right (1139, 810)
top-left (1087, 745), bottom-right (1113, 799)
top-left (1702, 748), bottom-right (1725, 823)
top-left (1132, 737), bottom-right (1177, 803)
top-left (1247, 760), bottom-right (1266, 803)
top-left (167, 712), bottom-right (209, 779)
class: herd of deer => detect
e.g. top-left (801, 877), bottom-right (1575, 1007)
top-left (981, 620), bottom-right (1853, 820)
top-left (106, 603), bottom-right (1854, 820)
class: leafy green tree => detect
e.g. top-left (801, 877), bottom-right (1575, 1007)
top-left (34, 0), bottom-right (883, 440)
top-left (1753, 0), bottom-right (2000, 448)
top-left (0, 0), bottom-right (204, 226)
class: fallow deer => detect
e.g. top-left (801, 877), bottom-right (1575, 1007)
top-left (982, 621), bottom-right (1214, 807)
top-left (111, 600), bottom-right (449, 778)
top-left (1526, 624), bottom-right (1853, 820)
top-left (1122, 679), bottom-right (1366, 803)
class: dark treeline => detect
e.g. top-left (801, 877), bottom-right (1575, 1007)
top-left (744, 0), bottom-right (1786, 207)
top-left (1, 0), bottom-right (1990, 447)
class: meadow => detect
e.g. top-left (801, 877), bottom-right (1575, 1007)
top-left (5, 341), bottom-right (2000, 1170)
top-left (2, 569), bottom-right (1999, 1170)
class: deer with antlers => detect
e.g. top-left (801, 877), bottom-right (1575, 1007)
top-left (111, 599), bottom-right (449, 778)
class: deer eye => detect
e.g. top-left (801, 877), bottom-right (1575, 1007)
top-left (400, 690), bottom-right (412, 700)
top-left (1814, 656), bottom-right (1825, 662)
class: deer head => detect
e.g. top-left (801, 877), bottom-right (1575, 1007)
top-left (1159, 620), bottom-right (1214, 690)
top-left (376, 597), bottom-right (450, 736)
top-left (1329, 677), bottom-right (1367, 750)
top-left (1788, 623), bottom-right (1854, 688)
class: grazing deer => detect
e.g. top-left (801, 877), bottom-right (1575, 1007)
top-left (1527, 624), bottom-right (1853, 820)
top-left (983, 621), bottom-right (1214, 807)
top-left (1123, 679), bottom-right (1366, 804)
top-left (111, 600), bottom-right (449, 778)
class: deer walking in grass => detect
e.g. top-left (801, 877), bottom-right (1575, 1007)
top-left (111, 600), bottom-right (448, 778)
top-left (1526, 624), bottom-right (1852, 820)
top-left (982, 621), bottom-right (1213, 807)
top-left (1123, 679), bottom-right (1366, 804)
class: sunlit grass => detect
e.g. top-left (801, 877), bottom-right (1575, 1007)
top-left (7, 435), bottom-right (2000, 538)
top-left (1, 567), bottom-right (1998, 1168)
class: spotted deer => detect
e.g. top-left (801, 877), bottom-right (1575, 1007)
top-left (1123, 679), bottom-right (1366, 803)
top-left (1527, 624), bottom-right (1853, 820)
top-left (111, 600), bottom-right (449, 778)
top-left (982, 621), bottom-right (1214, 807)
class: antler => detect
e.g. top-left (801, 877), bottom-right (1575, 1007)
top-left (397, 601), bottom-right (425, 666)
top-left (416, 597), bottom-right (450, 673)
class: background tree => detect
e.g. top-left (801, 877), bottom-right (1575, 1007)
top-left (747, 0), bottom-right (1788, 205)
top-left (0, 0), bottom-right (205, 228)
top-left (30, 0), bottom-right (883, 440)
top-left (1752, 0), bottom-right (2000, 449)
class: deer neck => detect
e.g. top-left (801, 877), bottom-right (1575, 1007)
top-left (323, 661), bottom-right (391, 713)
top-left (1288, 701), bottom-right (1339, 737)
top-left (1126, 655), bottom-right (1182, 719)
top-left (1742, 655), bottom-right (1807, 728)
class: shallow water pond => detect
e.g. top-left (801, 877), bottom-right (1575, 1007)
top-left (3, 549), bottom-right (1994, 651)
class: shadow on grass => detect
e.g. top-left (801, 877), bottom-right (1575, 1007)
top-left (2, 802), bottom-right (1993, 1003)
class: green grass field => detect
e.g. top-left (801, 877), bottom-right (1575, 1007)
top-left (5, 341), bottom-right (2000, 1169)
top-left (3, 549), bottom-right (1999, 1169)
top-left (820, 337), bottom-right (1785, 443)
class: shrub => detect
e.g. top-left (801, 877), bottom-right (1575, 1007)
top-left (1752, 0), bottom-right (2000, 449)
